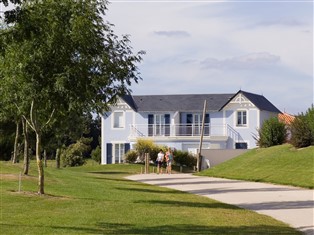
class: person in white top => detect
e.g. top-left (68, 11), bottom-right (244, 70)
top-left (156, 149), bottom-right (164, 174)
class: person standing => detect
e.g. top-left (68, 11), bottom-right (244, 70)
top-left (165, 148), bottom-right (173, 174)
top-left (156, 149), bottom-right (164, 174)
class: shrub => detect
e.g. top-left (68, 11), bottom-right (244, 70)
top-left (61, 138), bottom-right (90, 167)
top-left (290, 106), bottom-right (314, 148)
top-left (290, 115), bottom-right (313, 148)
top-left (173, 149), bottom-right (196, 167)
top-left (91, 146), bottom-right (101, 164)
top-left (257, 117), bottom-right (287, 147)
top-left (125, 150), bottom-right (138, 163)
top-left (134, 139), bottom-right (162, 162)
top-left (305, 105), bottom-right (314, 136)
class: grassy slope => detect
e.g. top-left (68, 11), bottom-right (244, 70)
top-left (197, 144), bottom-right (314, 189)
top-left (0, 160), bottom-right (301, 234)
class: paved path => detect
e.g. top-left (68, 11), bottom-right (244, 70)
top-left (126, 173), bottom-right (314, 235)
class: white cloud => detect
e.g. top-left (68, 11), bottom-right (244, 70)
top-left (105, 1), bottom-right (313, 114)
top-left (153, 30), bottom-right (190, 38)
top-left (200, 52), bottom-right (280, 70)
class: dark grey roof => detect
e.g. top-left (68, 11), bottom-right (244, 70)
top-left (219, 90), bottom-right (281, 113)
top-left (122, 90), bottom-right (281, 113)
top-left (122, 93), bottom-right (234, 112)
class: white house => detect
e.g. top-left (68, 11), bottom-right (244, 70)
top-left (101, 90), bottom-right (281, 164)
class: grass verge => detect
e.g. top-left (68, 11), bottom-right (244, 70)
top-left (0, 160), bottom-right (302, 234)
top-left (197, 144), bottom-right (314, 189)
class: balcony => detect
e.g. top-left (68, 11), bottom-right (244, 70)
top-left (129, 124), bottom-right (239, 141)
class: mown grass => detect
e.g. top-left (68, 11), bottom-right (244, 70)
top-left (197, 144), bottom-right (314, 189)
top-left (0, 160), bottom-right (301, 234)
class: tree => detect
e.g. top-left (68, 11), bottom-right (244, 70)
top-left (290, 106), bottom-right (314, 148)
top-left (256, 117), bottom-right (287, 147)
top-left (0, 0), bottom-right (144, 194)
top-left (0, 119), bottom-right (15, 160)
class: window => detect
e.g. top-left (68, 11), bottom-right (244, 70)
top-left (113, 112), bottom-right (124, 128)
top-left (148, 114), bottom-right (170, 136)
top-left (114, 143), bottom-right (125, 163)
top-left (237, 110), bottom-right (247, 126)
top-left (235, 142), bottom-right (248, 149)
top-left (193, 114), bottom-right (202, 135)
top-left (185, 113), bottom-right (210, 136)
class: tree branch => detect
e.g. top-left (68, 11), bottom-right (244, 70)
top-left (42, 108), bottom-right (55, 130)
top-left (14, 102), bottom-right (36, 132)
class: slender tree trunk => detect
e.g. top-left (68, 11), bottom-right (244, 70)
top-left (56, 148), bottom-right (61, 169)
top-left (22, 119), bottom-right (29, 175)
top-left (27, 100), bottom-right (54, 195)
top-left (36, 132), bottom-right (44, 194)
top-left (12, 120), bottom-right (20, 164)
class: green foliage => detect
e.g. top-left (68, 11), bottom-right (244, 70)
top-left (134, 139), bottom-right (154, 155)
top-left (290, 113), bottom-right (314, 148)
top-left (0, 0), bottom-right (144, 194)
top-left (0, 119), bottom-right (15, 160)
top-left (305, 105), bottom-right (314, 135)
top-left (257, 117), bottom-right (287, 147)
top-left (124, 150), bottom-right (138, 163)
top-left (61, 138), bottom-right (91, 167)
top-left (133, 138), bottom-right (161, 162)
top-left (131, 139), bottom-right (195, 166)
top-left (91, 145), bottom-right (101, 164)
top-left (173, 149), bottom-right (197, 167)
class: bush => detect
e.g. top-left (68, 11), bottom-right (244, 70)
top-left (134, 139), bottom-right (162, 162)
top-left (173, 150), bottom-right (196, 167)
top-left (291, 115), bottom-right (313, 148)
top-left (290, 106), bottom-right (314, 148)
top-left (257, 117), bottom-right (287, 147)
top-left (91, 146), bottom-right (101, 164)
top-left (125, 150), bottom-right (138, 163)
top-left (61, 138), bottom-right (90, 167)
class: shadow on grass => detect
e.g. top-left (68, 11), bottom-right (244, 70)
top-left (134, 199), bottom-right (241, 210)
top-left (115, 187), bottom-right (185, 195)
top-left (88, 176), bottom-right (131, 182)
top-left (94, 222), bottom-right (300, 235)
top-left (89, 171), bottom-right (132, 175)
top-left (0, 222), bottom-right (300, 234)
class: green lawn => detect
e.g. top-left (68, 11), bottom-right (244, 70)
top-left (0, 160), bottom-right (301, 234)
top-left (197, 144), bottom-right (314, 189)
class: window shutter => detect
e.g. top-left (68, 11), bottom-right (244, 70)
top-left (106, 143), bottom-right (112, 164)
top-left (205, 114), bottom-right (210, 123)
top-left (124, 143), bottom-right (130, 153)
top-left (205, 114), bottom-right (210, 135)
top-left (165, 114), bottom-right (170, 136)
top-left (187, 114), bottom-right (193, 124)
top-left (186, 114), bottom-right (193, 136)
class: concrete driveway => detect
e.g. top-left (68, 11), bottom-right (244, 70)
top-left (126, 173), bottom-right (314, 235)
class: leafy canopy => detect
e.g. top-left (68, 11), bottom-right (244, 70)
top-left (0, 0), bottom-right (144, 120)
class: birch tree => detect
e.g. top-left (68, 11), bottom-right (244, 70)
top-left (0, 0), bottom-right (144, 194)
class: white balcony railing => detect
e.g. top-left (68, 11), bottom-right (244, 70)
top-left (129, 124), bottom-right (236, 138)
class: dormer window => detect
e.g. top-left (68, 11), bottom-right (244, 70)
top-left (237, 110), bottom-right (247, 126)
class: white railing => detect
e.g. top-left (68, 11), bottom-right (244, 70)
top-left (129, 124), bottom-right (230, 138)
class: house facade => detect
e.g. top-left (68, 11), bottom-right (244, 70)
top-left (101, 90), bottom-right (281, 164)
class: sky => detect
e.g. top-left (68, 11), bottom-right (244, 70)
top-left (0, 1), bottom-right (313, 115)
top-left (105, 0), bottom-right (313, 115)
